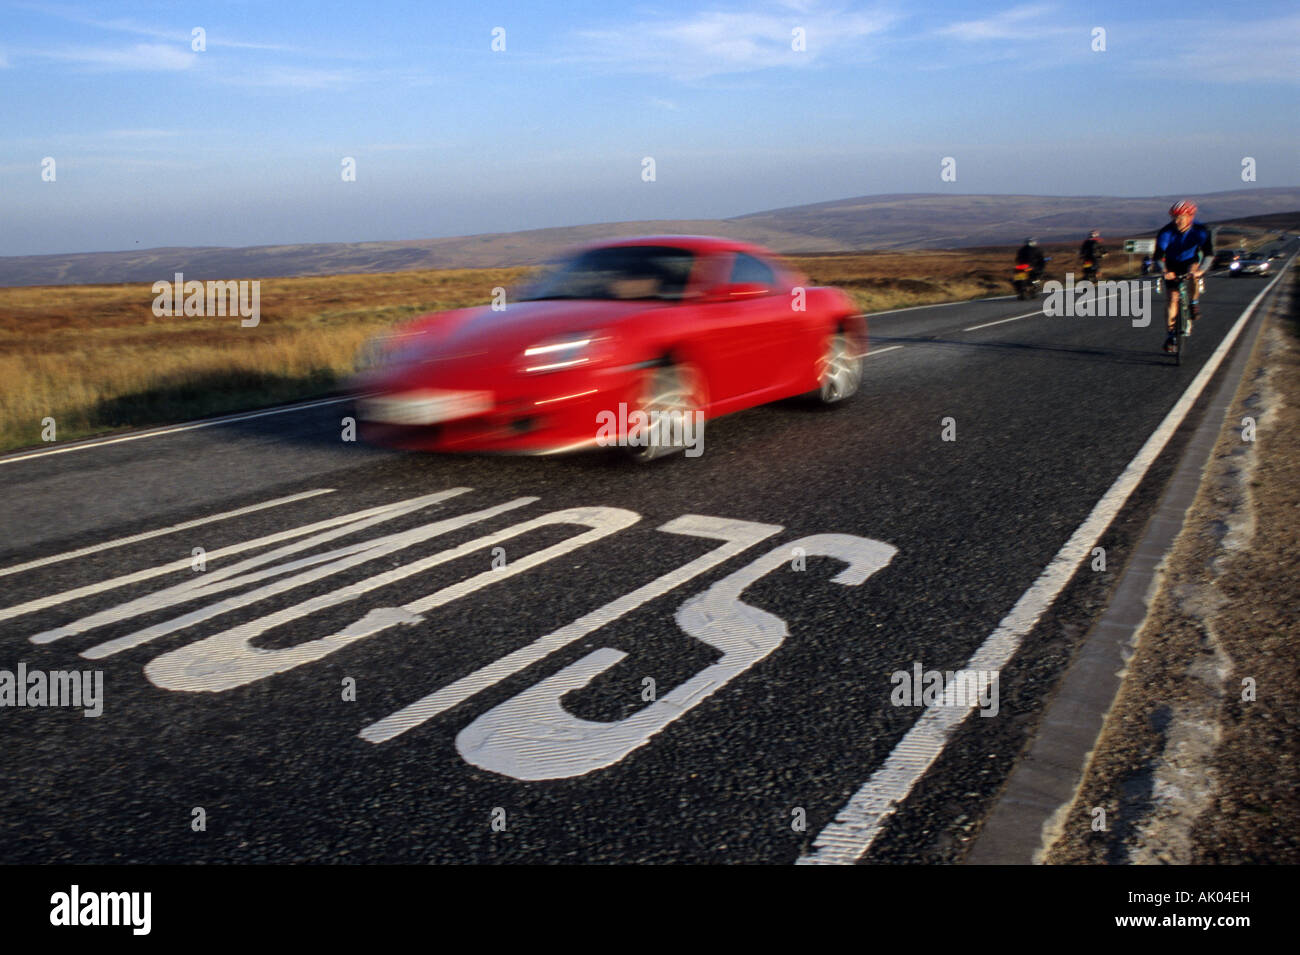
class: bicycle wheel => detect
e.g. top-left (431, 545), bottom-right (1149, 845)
top-left (1175, 280), bottom-right (1190, 366)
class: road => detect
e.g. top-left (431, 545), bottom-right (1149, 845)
top-left (1, 253), bottom-right (1293, 864)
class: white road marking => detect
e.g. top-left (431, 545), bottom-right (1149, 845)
top-left (961, 283), bottom-right (1142, 332)
top-left (144, 506), bottom-right (639, 693)
top-left (800, 264), bottom-right (1291, 865)
top-left (0, 395), bottom-right (355, 466)
top-left (9, 489), bottom-right (471, 632)
top-left (0, 488), bottom-right (334, 579)
top-left (866, 295), bottom-right (1017, 318)
top-left (79, 493), bottom-right (528, 659)
top-left (962, 310), bottom-right (1041, 331)
top-left (865, 346), bottom-right (903, 358)
top-left (457, 533), bottom-right (897, 780)
top-left (360, 514), bottom-right (784, 744)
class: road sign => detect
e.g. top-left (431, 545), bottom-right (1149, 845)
top-left (1124, 239), bottom-right (1156, 254)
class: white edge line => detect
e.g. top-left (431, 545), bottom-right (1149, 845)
top-left (0, 488), bottom-right (336, 578)
top-left (799, 262), bottom-right (1291, 865)
top-left (865, 346), bottom-right (903, 359)
top-left (0, 395), bottom-right (356, 466)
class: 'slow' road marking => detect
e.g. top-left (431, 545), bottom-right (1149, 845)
top-left (359, 514), bottom-right (783, 744)
top-left (800, 263), bottom-right (1291, 865)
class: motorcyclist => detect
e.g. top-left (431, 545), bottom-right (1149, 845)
top-left (1079, 230), bottom-right (1106, 277)
top-left (1015, 237), bottom-right (1046, 280)
top-left (1155, 200), bottom-right (1213, 353)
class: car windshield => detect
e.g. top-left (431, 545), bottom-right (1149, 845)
top-left (520, 246), bottom-right (696, 302)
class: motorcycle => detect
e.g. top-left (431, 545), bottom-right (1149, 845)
top-left (1012, 257), bottom-right (1049, 300)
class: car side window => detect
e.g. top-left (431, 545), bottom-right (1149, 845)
top-left (729, 253), bottom-right (776, 290)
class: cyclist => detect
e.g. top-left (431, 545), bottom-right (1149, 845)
top-left (1155, 200), bottom-right (1213, 353)
top-left (1015, 237), bottom-right (1045, 279)
top-left (1079, 230), bottom-right (1106, 278)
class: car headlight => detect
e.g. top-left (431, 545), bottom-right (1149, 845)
top-left (521, 332), bottom-right (611, 374)
top-left (1230, 261), bottom-right (1240, 270)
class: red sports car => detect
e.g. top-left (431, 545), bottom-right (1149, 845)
top-left (349, 235), bottom-right (865, 460)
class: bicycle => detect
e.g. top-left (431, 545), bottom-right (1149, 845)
top-left (1170, 275), bottom-right (1194, 366)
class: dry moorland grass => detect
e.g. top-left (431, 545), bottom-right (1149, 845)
top-left (0, 245), bottom-right (1140, 452)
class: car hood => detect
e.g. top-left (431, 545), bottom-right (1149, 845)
top-left (390, 298), bottom-right (669, 362)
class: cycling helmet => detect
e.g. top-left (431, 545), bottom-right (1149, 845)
top-left (1089, 230), bottom-right (1100, 238)
top-left (1170, 200), bottom-right (1197, 216)
top-left (1025, 237), bottom-right (1037, 246)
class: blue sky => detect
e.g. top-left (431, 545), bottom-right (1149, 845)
top-left (2, 0), bottom-right (1297, 256)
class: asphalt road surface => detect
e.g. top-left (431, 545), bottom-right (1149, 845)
top-left (1, 251), bottom-right (1293, 864)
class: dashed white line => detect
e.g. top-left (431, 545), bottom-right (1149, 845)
top-left (960, 282), bottom-right (1144, 332)
top-left (800, 263), bottom-right (1291, 865)
top-left (865, 294), bottom-right (1017, 318)
top-left (962, 309), bottom-right (1042, 331)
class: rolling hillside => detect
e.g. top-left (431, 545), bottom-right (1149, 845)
top-left (3, 187), bottom-right (1297, 287)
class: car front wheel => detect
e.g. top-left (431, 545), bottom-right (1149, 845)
top-left (816, 330), bottom-right (863, 404)
top-left (624, 361), bottom-right (707, 462)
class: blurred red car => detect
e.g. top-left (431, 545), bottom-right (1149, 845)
top-left (349, 235), bottom-right (865, 460)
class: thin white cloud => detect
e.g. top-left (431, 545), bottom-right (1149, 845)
top-left (103, 129), bottom-right (182, 139)
top-left (21, 7), bottom-right (296, 52)
top-left (939, 3), bottom-right (1063, 41)
top-left (1150, 15), bottom-right (1300, 84)
top-left (36, 43), bottom-right (198, 71)
top-left (214, 65), bottom-right (363, 90)
top-left (569, 4), bottom-right (899, 80)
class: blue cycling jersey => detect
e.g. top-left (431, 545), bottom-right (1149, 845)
top-left (1155, 221), bottom-right (1213, 269)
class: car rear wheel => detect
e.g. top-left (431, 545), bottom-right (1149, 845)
top-left (625, 361), bottom-right (707, 462)
top-left (816, 330), bottom-right (862, 404)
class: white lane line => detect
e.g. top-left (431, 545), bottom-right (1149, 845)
top-left (963, 310), bottom-right (1041, 331)
top-left (0, 488), bottom-right (335, 579)
top-left (0, 395), bottom-right (355, 466)
top-left (865, 345), bottom-right (903, 358)
top-left (866, 295), bottom-right (1017, 318)
top-left (961, 282), bottom-right (1142, 333)
top-left (800, 263), bottom-right (1291, 865)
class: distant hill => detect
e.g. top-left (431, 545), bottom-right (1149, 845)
top-left (3, 187), bottom-right (1298, 287)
